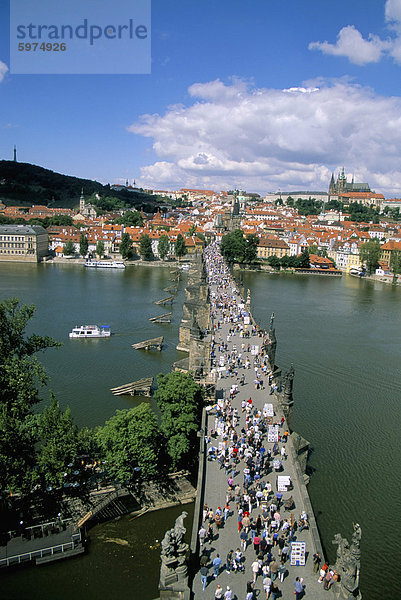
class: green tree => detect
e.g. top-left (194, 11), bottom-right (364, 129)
top-left (308, 244), bottom-right (318, 255)
top-left (220, 229), bottom-right (245, 264)
top-left (158, 234), bottom-right (170, 260)
top-left (0, 299), bottom-right (59, 494)
top-left (154, 372), bottom-right (204, 469)
top-left (188, 224), bottom-right (197, 236)
top-left (244, 234), bottom-right (259, 264)
top-left (79, 233), bottom-right (88, 257)
top-left (267, 255), bottom-right (281, 269)
top-left (114, 210), bottom-right (143, 227)
top-left (139, 233), bottom-right (154, 261)
top-left (288, 255), bottom-right (300, 268)
top-left (286, 196), bottom-right (294, 207)
top-left (119, 232), bottom-right (134, 259)
top-left (97, 404), bottom-right (161, 482)
top-left (36, 394), bottom-right (79, 489)
top-left (96, 239), bottom-right (105, 257)
top-left (63, 240), bottom-right (76, 256)
top-left (280, 255), bottom-right (291, 269)
top-left (390, 249), bottom-right (401, 283)
top-left (175, 233), bottom-right (187, 260)
top-left (298, 248), bottom-right (310, 268)
top-left (359, 239), bottom-right (381, 274)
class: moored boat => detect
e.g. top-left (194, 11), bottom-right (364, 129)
top-left (84, 260), bottom-right (125, 269)
top-left (69, 325), bottom-right (111, 338)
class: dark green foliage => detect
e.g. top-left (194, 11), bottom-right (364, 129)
top-left (154, 372), bottom-right (204, 469)
top-left (96, 239), bottom-right (105, 257)
top-left (295, 198), bottom-right (322, 215)
top-left (267, 255), bottom-right (281, 269)
top-left (97, 404), bottom-right (161, 482)
top-left (36, 394), bottom-right (79, 489)
top-left (359, 239), bottom-right (381, 274)
top-left (113, 210), bottom-right (144, 227)
top-left (119, 232), bottom-right (134, 259)
top-left (139, 233), bottom-right (154, 261)
top-left (158, 234), bottom-right (170, 260)
top-left (175, 233), bottom-right (187, 259)
top-left (221, 230), bottom-right (259, 264)
top-left (0, 160), bottom-right (104, 208)
top-left (345, 202), bottom-right (380, 223)
top-left (79, 234), bottom-right (88, 257)
top-left (325, 199), bottom-right (343, 211)
top-left (0, 299), bottom-right (60, 494)
top-left (221, 229), bottom-right (246, 264)
top-left (298, 248), bottom-right (310, 268)
top-left (244, 234), bottom-right (259, 264)
top-left (390, 249), bottom-right (401, 282)
top-left (63, 240), bottom-right (76, 256)
top-left (0, 160), bottom-right (159, 211)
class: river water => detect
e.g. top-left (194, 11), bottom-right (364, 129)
top-left (0, 263), bottom-right (400, 599)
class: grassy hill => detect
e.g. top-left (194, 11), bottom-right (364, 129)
top-left (0, 161), bottom-right (158, 210)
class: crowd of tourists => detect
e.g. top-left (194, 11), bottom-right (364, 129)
top-left (196, 243), bottom-right (335, 599)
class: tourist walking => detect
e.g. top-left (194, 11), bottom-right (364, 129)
top-left (200, 565), bottom-right (209, 591)
top-left (198, 525), bottom-right (206, 546)
top-left (246, 581), bottom-right (254, 600)
top-left (213, 554), bottom-right (222, 578)
top-left (251, 558), bottom-right (260, 583)
top-left (224, 586), bottom-right (233, 600)
top-left (215, 584), bottom-right (224, 599)
top-left (294, 576), bottom-right (304, 599)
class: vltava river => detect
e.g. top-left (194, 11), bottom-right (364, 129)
top-left (0, 262), bottom-right (400, 600)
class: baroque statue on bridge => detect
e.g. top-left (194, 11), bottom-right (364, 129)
top-left (332, 523), bottom-right (362, 599)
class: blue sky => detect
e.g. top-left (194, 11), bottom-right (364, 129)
top-left (1, 0), bottom-right (401, 195)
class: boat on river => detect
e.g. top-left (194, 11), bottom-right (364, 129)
top-left (84, 260), bottom-right (125, 269)
top-left (69, 325), bottom-right (111, 338)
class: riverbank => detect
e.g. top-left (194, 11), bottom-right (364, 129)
top-left (44, 257), bottom-right (193, 267)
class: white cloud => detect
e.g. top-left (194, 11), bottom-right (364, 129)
top-left (0, 61), bottom-right (8, 82)
top-left (309, 1), bottom-right (401, 66)
top-left (127, 79), bottom-right (401, 195)
top-left (309, 25), bottom-right (388, 65)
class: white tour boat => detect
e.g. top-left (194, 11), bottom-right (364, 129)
top-left (69, 325), bottom-right (111, 338)
top-left (84, 260), bottom-right (126, 269)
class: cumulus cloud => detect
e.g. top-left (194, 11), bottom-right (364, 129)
top-left (0, 61), bottom-right (8, 82)
top-left (308, 26), bottom-right (388, 65)
top-left (309, 0), bottom-right (401, 66)
top-left (128, 79), bottom-right (401, 195)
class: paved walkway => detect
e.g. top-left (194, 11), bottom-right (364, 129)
top-left (192, 246), bottom-right (330, 599)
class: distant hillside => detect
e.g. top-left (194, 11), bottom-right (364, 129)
top-left (0, 161), bottom-right (158, 210)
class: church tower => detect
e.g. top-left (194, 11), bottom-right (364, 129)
top-left (79, 188), bottom-right (85, 214)
top-left (329, 173), bottom-right (335, 195)
top-left (337, 167), bottom-right (347, 193)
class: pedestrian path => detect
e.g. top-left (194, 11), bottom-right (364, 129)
top-left (192, 244), bottom-right (329, 599)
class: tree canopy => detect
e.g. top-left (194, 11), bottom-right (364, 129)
top-left (119, 232), bottom-right (134, 259)
top-left (154, 372), bottom-right (204, 469)
top-left (175, 233), bottom-right (187, 259)
top-left (0, 299), bottom-right (60, 494)
top-left (158, 234), bottom-right (170, 260)
top-left (139, 233), bottom-right (154, 261)
top-left (221, 230), bottom-right (259, 264)
top-left (79, 233), bottom-right (88, 257)
top-left (359, 239), bottom-right (381, 274)
top-left (97, 403), bottom-right (161, 482)
top-left (63, 240), bottom-right (76, 256)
